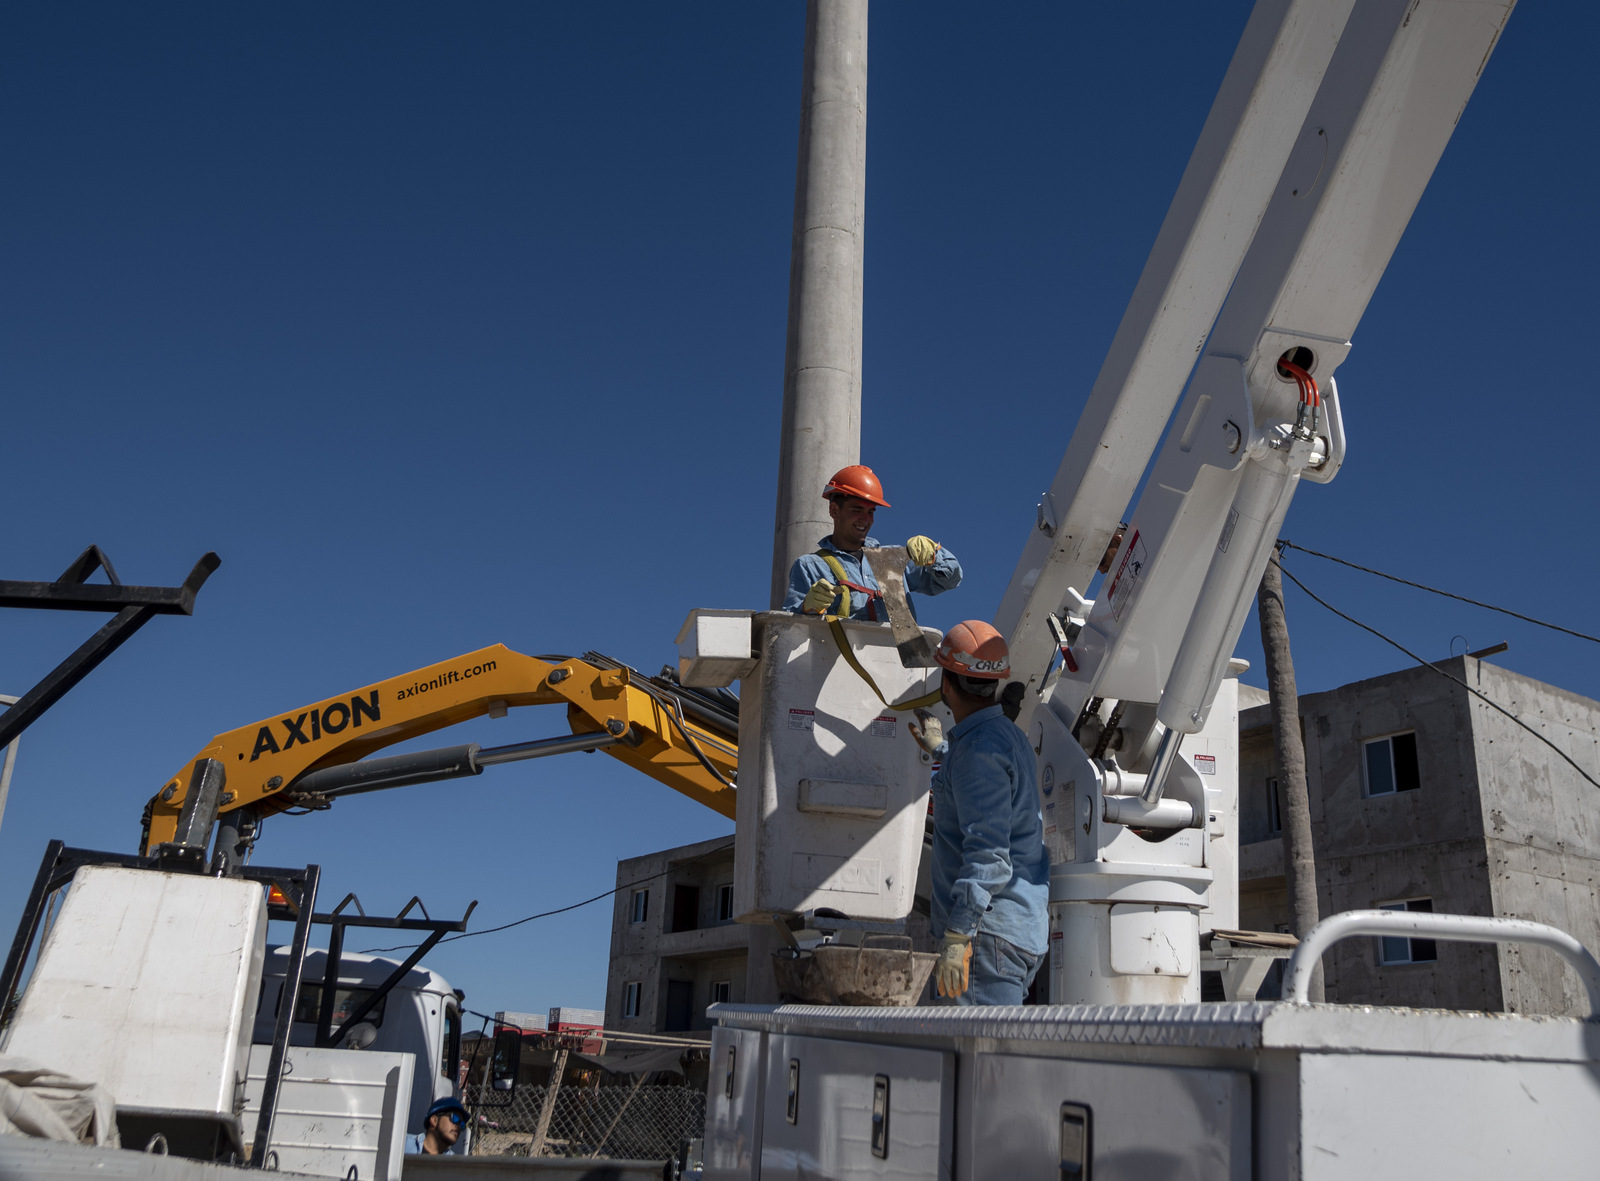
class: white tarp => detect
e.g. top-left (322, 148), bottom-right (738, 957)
top-left (0, 1057), bottom-right (118, 1147)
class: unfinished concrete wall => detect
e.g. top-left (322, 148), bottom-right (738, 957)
top-left (1471, 659), bottom-right (1600, 1018)
top-left (1303, 661), bottom-right (1500, 1010)
top-left (605, 836), bottom-right (749, 1034)
top-left (1236, 658), bottom-right (1600, 1013)
top-left (1235, 664), bottom-right (1503, 1006)
top-left (1237, 717), bottom-right (1279, 847)
top-left (1236, 713), bottom-right (1289, 970)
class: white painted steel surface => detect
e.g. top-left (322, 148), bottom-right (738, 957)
top-left (1284, 909), bottom-right (1600, 1014)
top-left (676, 609), bottom-right (756, 688)
top-left (712, 998), bottom-right (1600, 1180)
top-left (994, 0), bottom-right (1511, 1010)
top-left (759, 1032), bottom-right (953, 1181)
top-left (0, 1135), bottom-right (324, 1179)
top-left (703, 1025), bottom-right (764, 1181)
top-left (1034, 671), bottom-right (1238, 1004)
top-left (1297, 1053), bottom-right (1600, 1180)
top-left (995, 0), bottom-right (1357, 715)
top-left (966, 1053), bottom-right (1248, 1180)
top-left (1015, 0), bottom-right (1512, 734)
top-left (0, 865), bottom-right (266, 1120)
top-left (734, 613), bottom-right (941, 923)
top-left (240, 1044), bottom-right (411, 1181)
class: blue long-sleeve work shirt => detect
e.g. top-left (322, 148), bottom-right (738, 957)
top-left (929, 704), bottom-right (1050, 955)
top-left (782, 535), bottom-right (962, 622)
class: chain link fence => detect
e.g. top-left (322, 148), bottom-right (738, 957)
top-left (470, 1082), bottom-right (704, 1161)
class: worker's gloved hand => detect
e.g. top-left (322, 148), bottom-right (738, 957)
top-left (935, 930), bottom-right (972, 998)
top-left (906, 535), bottom-right (940, 567)
top-left (800, 579), bottom-right (838, 615)
top-left (908, 708), bottom-right (944, 755)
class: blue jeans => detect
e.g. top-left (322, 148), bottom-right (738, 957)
top-left (938, 931), bottom-right (1044, 1006)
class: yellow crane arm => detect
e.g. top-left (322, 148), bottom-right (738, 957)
top-left (140, 644), bottom-right (737, 853)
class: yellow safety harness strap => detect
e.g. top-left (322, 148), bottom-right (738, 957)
top-left (827, 618), bottom-right (942, 712)
top-left (816, 551), bottom-right (854, 619)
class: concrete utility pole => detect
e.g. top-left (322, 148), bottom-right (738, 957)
top-left (1258, 552), bottom-right (1323, 1001)
top-left (768, 0), bottom-right (869, 609)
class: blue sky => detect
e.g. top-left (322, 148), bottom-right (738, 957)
top-left (3, 3), bottom-right (1596, 1019)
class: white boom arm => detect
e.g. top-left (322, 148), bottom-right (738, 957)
top-left (1000, 0), bottom-right (1515, 744)
top-left (996, 0), bottom-right (1514, 1004)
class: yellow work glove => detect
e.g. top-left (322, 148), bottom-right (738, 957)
top-left (800, 578), bottom-right (838, 615)
top-left (908, 708), bottom-right (944, 755)
top-left (906, 535), bottom-right (940, 567)
top-left (935, 930), bottom-right (972, 998)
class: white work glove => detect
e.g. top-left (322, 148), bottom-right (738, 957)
top-left (908, 708), bottom-right (944, 755)
top-left (800, 578), bottom-right (838, 615)
top-left (935, 930), bottom-right (972, 998)
top-left (906, 535), bottom-right (940, 567)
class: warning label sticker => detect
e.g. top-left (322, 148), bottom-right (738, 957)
top-left (788, 709), bottom-right (814, 731)
top-left (869, 716), bottom-right (896, 738)
top-left (1107, 530), bottom-right (1147, 622)
top-left (1050, 930), bottom-right (1064, 970)
top-left (1193, 754), bottom-right (1216, 775)
top-left (1218, 508), bottom-right (1239, 554)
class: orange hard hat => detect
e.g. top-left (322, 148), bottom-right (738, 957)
top-left (823, 465), bottom-right (890, 508)
top-left (935, 620), bottom-right (1011, 680)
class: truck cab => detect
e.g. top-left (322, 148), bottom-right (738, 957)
top-left (255, 946), bottom-right (464, 1139)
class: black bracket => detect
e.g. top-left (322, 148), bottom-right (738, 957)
top-left (0, 547), bottom-right (221, 749)
top-left (292, 891), bottom-right (478, 1050)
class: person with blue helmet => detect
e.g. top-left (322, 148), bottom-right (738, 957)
top-left (406, 1096), bottom-right (468, 1155)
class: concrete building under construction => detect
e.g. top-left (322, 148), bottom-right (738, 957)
top-left (604, 836), bottom-right (743, 1036)
top-left (1238, 654), bottom-right (1600, 1017)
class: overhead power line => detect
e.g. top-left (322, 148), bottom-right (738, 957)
top-left (360, 838), bottom-right (736, 955)
top-left (1273, 552), bottom-right (1600, 793)
top-left (1279, 538), bottom-right (1600, 645)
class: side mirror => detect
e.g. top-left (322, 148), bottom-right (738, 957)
top-left (491, 1028), bottom-right (522, 1092)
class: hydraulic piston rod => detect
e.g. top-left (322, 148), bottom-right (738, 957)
top-left (290, 730), bottom-right (628, 799)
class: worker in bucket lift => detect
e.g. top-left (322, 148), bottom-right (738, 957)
top-left (406, 1096), bottom-right (468, 1155)
top-left (908, 621), bottom-right (1050, 1005)
top-left (783, 464), bottom-right (962, 621)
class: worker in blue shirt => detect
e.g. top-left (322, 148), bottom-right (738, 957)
top-left (783, 464), bottom-right (962, 621)
top-left (909, 621), bottom-right (1050, 1005)
top-left (406, 1096), bottom-right (467, 1155)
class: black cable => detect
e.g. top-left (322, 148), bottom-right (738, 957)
top-left (359, 838), bottom-right (736, 954)
top-left (1273, 554), bottom-right (1600, 792)
top-left (1279, 539), bottom-right (1600, 645)
top-left (583, 650), bottom-right (738, 791)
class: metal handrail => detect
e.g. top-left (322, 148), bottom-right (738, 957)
top-left (1283, 909), bottom-right (1600, 1017)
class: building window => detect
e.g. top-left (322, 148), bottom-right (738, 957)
top-left (622, 981), bottom-right (642, 1018)
top-left (671, 884), bottom-right (700, 933)
top-left (1377, 898), bottom-right (1437, 965)
top-left (1363, 732), bottom-right (1420, 796)
top-left (630, 889), bottom-right (649, 924)
top-left (710, 980), bottom-right (731, 1005)
top-left (1265, 778), bottom-right (1282, 835)
top-left (717, 884), bottom-right (735, 922)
